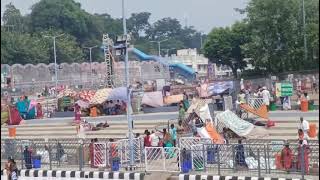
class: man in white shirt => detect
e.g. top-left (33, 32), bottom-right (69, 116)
top-left (150, 130), bottom-right (159, 147)
top-left (261, 86), bottom-right (271, 110)
top-left (299, 117), bottom-right (309, 139)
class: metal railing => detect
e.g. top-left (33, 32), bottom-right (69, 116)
top-left (1, 138), bottom-right (318, 178)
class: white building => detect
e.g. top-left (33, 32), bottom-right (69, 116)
top-left (168, 48), bottom-right (233, 78)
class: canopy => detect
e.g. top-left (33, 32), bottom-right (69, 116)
top-left (57, 88), bottom-right (77, 98)
top-left (89, 88), bottom-right (112, 104)
top-left (107, 87), bottom-right (127, 101)
top-left (78, 90), bottom-right (96, 102)
top-left (141, 91), bottom-right (164, 107)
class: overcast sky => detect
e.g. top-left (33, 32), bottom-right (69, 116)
top-left (1, 0), bottom-right (249, 33)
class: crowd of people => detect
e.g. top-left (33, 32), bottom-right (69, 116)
top-left (141, 124), bottom-right (178, 148)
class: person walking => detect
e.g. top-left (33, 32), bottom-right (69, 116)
top-left (169, 124), bottom-right (177, 147)
top-left (74, 103), bottom-right (81, 124)
top-left (299, 117), bottom-right (310, 140)
top-left (261, 86), bottom-right (271, 111)
top-left (36, 103), bottom-right (43, 119)
top-left (178, 103), bottom-right (186, 122)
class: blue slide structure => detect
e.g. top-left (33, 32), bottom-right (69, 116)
top-left (129, 48), bottom-right (196, 80)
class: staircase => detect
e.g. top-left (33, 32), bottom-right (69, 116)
top-left (1, 111), bottom-right (318, 140)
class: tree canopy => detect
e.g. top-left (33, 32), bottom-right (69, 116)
top-left (204, 0), bottom-right (319, 76)
top-left (1, 0), bottom-right (204, 65)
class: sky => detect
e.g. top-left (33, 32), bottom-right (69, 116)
top-left (1, 0), bottom-right (249, 33)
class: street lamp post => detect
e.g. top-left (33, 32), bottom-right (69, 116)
top-left (150, 39), bottom-right (169, 56)
top-left (83, 45), bottom-right (97, 86)
top-left (44, 34), bottom-right (64, 96)
top-left (163, 48), bottom-right (176, 57)
top-left (122, 0), bottom-right (135, 168)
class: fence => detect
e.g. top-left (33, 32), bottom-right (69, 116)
top-left (1, 138), bottom-right (319, 178)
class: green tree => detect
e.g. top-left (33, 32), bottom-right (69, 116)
top-left (39, 30), bottom-right (85, 63)
top-left (203, 21), bottom-right (249, 78)
top-left (29, 0), bottom-right (92, 43)
top-left (127, 12), bottom-right (151, 38)
top-left (2, 3), bottom-right (26, 33)
top-left (146, 17), bottom-right (182, 40)
top-left (243, 0), bottom-right (319, 73)
top-left (1, 30), bottom-right (50, 64)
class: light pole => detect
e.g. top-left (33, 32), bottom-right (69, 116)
top-left (150, 39), bottom-right (169, 56)
top-left (44, 34), bottom-right (64, 96)
top-left (83, 45), bottom-right (97, 86)
top-left (122, 0), bottom-right (134, 168)
top-left (200, 31), bottom-right (204, 49)
top-left (302, 0), bottom-right (307, 62)
top-left (163, 48), bottom-right (176, 57)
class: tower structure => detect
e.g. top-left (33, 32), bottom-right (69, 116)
top-left (102, 34), bottom-right (114, 88)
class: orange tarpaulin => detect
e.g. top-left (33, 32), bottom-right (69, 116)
top-left (205, 123), bottom-right (224, 144)
top-left (240, 103), bottom-right (268, 119)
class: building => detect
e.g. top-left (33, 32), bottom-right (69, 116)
top-left (168, 48), bottom-right (208, 77)
top-left (168, 48), bottom-right (233, 78)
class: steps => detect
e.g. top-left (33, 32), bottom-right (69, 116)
top-left (1, 111), bottom-right (318, 140)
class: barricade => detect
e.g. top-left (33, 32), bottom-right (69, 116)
top-left (93, 143), bottom-right (107, 167)
top-left (145, 147), bottom-right (180, 172)
top-left (179, 137), bottom-right (212, 150)
top-left (248, 98), bottom-right (264, 110)
top-left (1, 137), bottom-right (319, 178)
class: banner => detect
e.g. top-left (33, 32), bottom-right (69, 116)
top-left (275, 83), bottom-right (293, 97)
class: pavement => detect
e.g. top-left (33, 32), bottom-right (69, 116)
top-left (1, 110), bottom-right (319, 140)
top-left (17, 110), bottom-right (320, 125)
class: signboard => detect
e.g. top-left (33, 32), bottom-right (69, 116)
top-left (276, 83), bottom-right (293, 97)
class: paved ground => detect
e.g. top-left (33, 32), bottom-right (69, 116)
top-left (19, 110), bottom-right (320, 124)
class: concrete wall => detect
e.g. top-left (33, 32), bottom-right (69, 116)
top-left (1, 61), bottom-right (170, 92)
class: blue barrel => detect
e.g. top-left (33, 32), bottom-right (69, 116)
top-left (32, 155), bottom-right (41, 168)
top-left (111, 159), bottom-right (120, 171)
top-left (182, 161), bottom-right (190, 173)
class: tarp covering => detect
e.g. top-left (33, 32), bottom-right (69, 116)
top-left (215, 110), bottom-right (254, 137)
top-left (199, 103), bottom-right (213, 121)
top-left (78, 90), bottom-right (96, 102)
top-left (57, 89), bottom-right (77, 98)
top-left (141, 91), bottom-right (164, 107)
top-left (89, 88), bottom-right (112, 104)
top-left (197, 127), bottom-right (211, 139)
top-left (28, 100), bottom-right (37, 111)
top-left (163, 94), bottom-right (183, 105)
top-left (108, 87), bottom-right (127, 101)
top-left (205, 123), bottom-right (224, 144)
top-left (207, 81), bottom-right (233, 95)
top-left (187, 99), bottom-right (212, 118)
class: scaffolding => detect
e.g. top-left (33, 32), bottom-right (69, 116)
top-left (102, 34), bottom-right (114, 88)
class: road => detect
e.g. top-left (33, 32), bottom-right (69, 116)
top-left (22, 110), bottom-right (319, 124)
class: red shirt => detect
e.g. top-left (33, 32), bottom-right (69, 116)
top-left (144, 135), bottom-right (151, 147)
